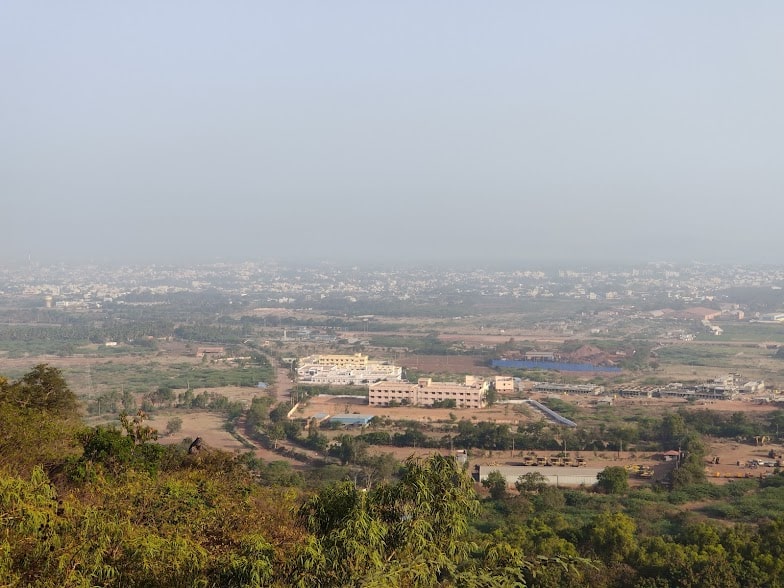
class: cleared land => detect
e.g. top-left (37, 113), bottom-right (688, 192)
top-left (155, 411), bottom-right (247, 452)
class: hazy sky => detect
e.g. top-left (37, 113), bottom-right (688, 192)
top-left (3, 2), bottom-right (783, 265)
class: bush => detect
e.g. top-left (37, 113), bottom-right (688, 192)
top-left (165, 417), bottom-right (183, 436)
top-left (596, 466), bottom-right (629, 494)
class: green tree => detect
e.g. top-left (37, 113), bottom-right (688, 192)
top-left (596, 466), bottom-right (629, 494)
top-left (1, 364), bottom-right (78, 415)
top-left (151, 386), bottom-right (175, 407)
top-left (268, 422), bottom-right (285, 450)
top-left (73, 411), bottom-right (164, 478)
top-left (292, 454), bottom-right (479, 587)
top-left (165, 416), bottom-right (183, 436)
top-left (587, 511), bottom-right (638, 564)
top-left (660, 413), bottom-right (688, 447)
top-left (516, 471), bottom-right (549, 494)
top-left (358, 453), bottom-right (400, 490)
top-left (0, 366), bottom-right (81, 474)
top-left (486, 385), bottom-right (498, 406)
top-left (269, 403), bottom-right (290, 422)
top-left (328, 435), bottom-right (369, 466)
top-left (482, 470), bottom-right (509, 500)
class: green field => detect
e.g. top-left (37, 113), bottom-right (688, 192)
top-left (696, 322), bottom-right (784, 343)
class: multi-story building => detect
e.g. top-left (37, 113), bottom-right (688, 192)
top-left (492, 376), bottom-right (515, 394)
top-left (297, 353), bottom-right (401, 385)
top-left (369, 376), bottom-right (487, 408)
top-left (299, 353), bottom-right (369, 369)
top-left (298, 364), bottom-right (402, 385)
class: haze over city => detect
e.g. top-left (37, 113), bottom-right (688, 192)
top-left (3, 2), bottom-right (783, 265)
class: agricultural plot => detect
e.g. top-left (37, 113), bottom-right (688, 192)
top-left (656, 341), bottom-right (784, 381)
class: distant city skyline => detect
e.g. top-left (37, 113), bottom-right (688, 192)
top-left (3, 3), bottom-right (783, 265)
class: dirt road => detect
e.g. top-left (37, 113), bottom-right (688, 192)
top-left (274, 367), bottom-right (294, 404)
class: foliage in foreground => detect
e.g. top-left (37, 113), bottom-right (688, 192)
top-left (5, 365), bottom-right (784, 587)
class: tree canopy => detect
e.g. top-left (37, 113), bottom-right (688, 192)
top-left (4, 365), bottom-right (784, 587)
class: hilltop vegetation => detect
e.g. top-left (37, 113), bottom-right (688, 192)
top-left (4, 366), bottom-right (784, 586)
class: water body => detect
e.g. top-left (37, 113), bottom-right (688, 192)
top-left (491, 360), bottom-right (622, 373)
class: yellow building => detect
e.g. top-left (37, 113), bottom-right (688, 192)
top-left (369, 376), bottom-right (487, 408)
top-left (300, 353), bottom-right (369, 369)
top-left (492, 376), bottom-right (515, 394)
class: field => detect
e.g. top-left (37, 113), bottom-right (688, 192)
top-left (397, 353), bottom-right (495, 376)
top-left (154, 411), bottom-right (247, 452)
top-left (6, 292), bottom-right (784, 486)
top-left (655, 340), bottom-right (784, 382)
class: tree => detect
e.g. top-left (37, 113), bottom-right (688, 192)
top-left (516, 471), bottom-right (549, 495)
top-left (328, 435), bottom-right (368, 466)
top-left (292, 454), bottom-right (479, 587)
top-left (358, 453), bottom-right (400, 490)
top-left (269, 403), bottom-right (290, 422)
top-left (596, 466), bottom-right (629, 494)
top-left (486, 385), bottom-right (498, 406)
top-left (165, 417), bottom-right (183, 436)
top-left (1, 364), bottom-right (78, 415)
top-left (587, 511), bottom-right (638, 564)
top-left (76, 411), bottom-right (164, 476)
top-left (482, 470), bottom-right (509, 500)
top-left (151, 386), bottom-right (175, 407)
top-left (0, 366), bottom-right (81, 474)
top-left (268, 422), bottom-right (285, 450)
top-left (660, 413), bottom-right (687, 447)
top-left (304, 427), bottom-right (329, 453)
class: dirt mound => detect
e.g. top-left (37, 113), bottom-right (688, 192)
top-left (569, 345), bottom-right (604, 361)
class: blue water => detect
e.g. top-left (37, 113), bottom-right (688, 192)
top-left (491, 359), bottom-right (621, 373)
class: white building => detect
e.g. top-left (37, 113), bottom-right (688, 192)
top-left (297, 353), bottom-right (402, 385)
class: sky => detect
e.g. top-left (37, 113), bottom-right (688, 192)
top-left (2, 2), bottom-right (784, 266)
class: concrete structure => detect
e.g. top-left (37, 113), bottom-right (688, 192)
top-left (196, 346), bottom-right (225, 357)
top-left (526, 399), bottom-right (577, 427)
top-left (297, 353), bottom-right (402, 385)
top-left (478, 465), bottom-right (601, 488)
top-left (690, 373), bottom-right (743, 400)
top-left (492, 376), bottom-right (515, 394)
top-left (327, 414), bottom-right (375, 427)
top-left (615, 386), bottom-right (658, 399)
top-left (743, 380), bottom-right (765, 393)
top-left (298, 364), bottom-right (402, 385)
top-left (652, 376), bottom-right (741, 401)
top-left (299, 353), bottom-right (369, 369)
top-left (524, 351), bottom-right (558, 361)
top-left (533, 382), bottom-right (604, 395)
top-left (368, 381), bottom-right (418, 406)
top-left (369, 376), bottom-right (488, 408)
